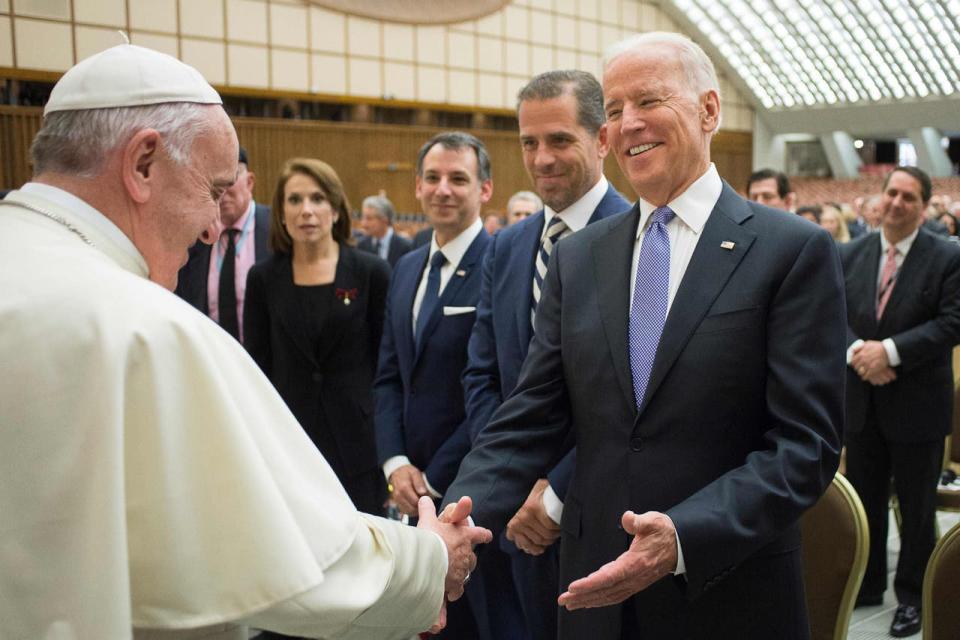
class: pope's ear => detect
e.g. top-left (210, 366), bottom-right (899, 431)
top-left (121, 128), bottom-right (161, 204)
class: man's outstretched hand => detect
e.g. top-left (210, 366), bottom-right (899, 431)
top-left (416, 496), bottom-right (492, 601)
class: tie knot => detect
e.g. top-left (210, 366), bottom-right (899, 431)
top-left (546, 217), bottom-right (569, 241)
top-left (651, 206), bottom-right (675, 226)
top-left (223, 228), bottom-right (239, 242)
top-left (887, 245), bottom-right (898, 258)
top-left (431, 250), bottom-right (447, 269)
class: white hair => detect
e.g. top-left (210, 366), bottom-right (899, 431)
top-left (604, 31), bottom-right (720, 99)
top-left (31, 102), bottom-right (214, 177)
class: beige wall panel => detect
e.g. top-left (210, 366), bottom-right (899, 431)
top-left (449, 19), bottom-right (474, 33)
top-left (448, 30), bottom-right (475, 69)
top-left (531, 44), bottom-right (552, 75)
top-left (15, 18), bottom-right (72, 70)
top-left (12, 0), bottom-right (69, 20)
top-left (639, 3), bottom-right (660, 30)
top-left (622, 0), bottom-right (640, 29)
top-left (475, 12), bottom-right (501, 37)
top-left (477, 72), bottom-right (503, 109)
top-left (347, 15), bottom-right (379, 57)
top-left (555, 48), bottom-right (575, 69)
top-left (0, 17), bottom-right (11, 67)
top-left (180, 0), bottom-right (223, 38)
top-left (74, 0), bottom-right (125, 26)
top-left (310, 7), bottom-right (344, 54)
top-left (577, 0), bottom-right (598, 20)
top-left (504, 5), bottom-right (528, 41)
top-left (382, 23), bottom-right (413, 62)
top-left (599, 0), bottom-right (619, 24)
top-left (417, 65), bottom-right (445, 103)
top-left (75, 26), bottom-right (124, 61)
top-left (226, 0), bottom-right (267, 44)
top-left (577, 52), bottom-right (600, 76)
top-left (383, 61), bottom-right (415, 101)
top-left (448, 69), bottom-right (475, 105)
top-left (228, 43), bottom-right (269, 87)
top-left (348, 57), bottom-right (380, 97)
top-left (271, 48), bottom-right (308, 91)
top-left (130, 31), bottom-right (178, 57)
top-left (476, 35), bottom-right (502, 72)
top-left (182, 38), bottom-right (225, 84)
top-left (311, 53), bottom-right (346, 94)
top-left (271, 2), bottom-right (307, 49)
top-left (129, 0), bottom-right (177, 33)
top-left (600, 25), bottom-right (619, 52)
top-left (529, 10), bottom-right (553, 46)
top-left (555, 15), bottom-right (575, 47)
top-left (505, 74), bottom-right (525, 108)
top-left (529, 0), bottom-right (551, 9)
top-left (505, 40), bottom-right (529, 76)
top-left (579, 18), bottom-right (597, 52)
top-left (0, 0), bottom-right (8, 12)
top-left (555, 0), bottom-right (576, 17)
top-left (416, 25), bottom-right (444, 64)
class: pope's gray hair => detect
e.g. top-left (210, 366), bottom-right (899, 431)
top-left (604, 31), bottom-right (720, 99)
top-left (31, 102), bottom-right (213, 178)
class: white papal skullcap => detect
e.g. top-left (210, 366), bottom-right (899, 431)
top-left (44, 44), bottom-right (221, 115)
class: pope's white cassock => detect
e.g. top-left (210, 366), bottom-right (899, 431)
top-left (0, 183), bottom-right (447, 640)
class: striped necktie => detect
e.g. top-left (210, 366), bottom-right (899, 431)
top-left (531, 216), bottom-right (570, 325)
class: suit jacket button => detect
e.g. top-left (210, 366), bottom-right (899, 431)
top-left (629, 436), bottom-right (643, 452)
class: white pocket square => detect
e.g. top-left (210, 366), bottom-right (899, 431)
top-left (443, 306), bottom-right (476, 316)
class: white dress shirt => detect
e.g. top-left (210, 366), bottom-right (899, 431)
top-left (384, 216), bottom-right (484, 495)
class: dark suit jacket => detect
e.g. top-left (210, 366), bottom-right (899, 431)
top-left (463, 183), bottom-right (631, 500)
top-left (841, 228), bottom-right (960, 443)
top-left (175, 203), bottom-right (271, 313)
top-left (413, 227), bottom-right (433, 248)
top-left (374, 229), bottom-right (491, 494)
top-left (357, 231), bottom-right (414, 268)
top-left (243, 246), bottom-right (391, 506)
top-left (445, 184), bottom-right (846, 639)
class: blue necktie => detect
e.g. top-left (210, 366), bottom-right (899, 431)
top-left (415, 250), bottom-right (447, 348)
top-left (531, 216), bottom-right (570, 325)
top-left (629, 206), bottom-right (675, 410)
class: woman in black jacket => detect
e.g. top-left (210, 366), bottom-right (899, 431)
top-left (244, 158), bottom-right (389, 515)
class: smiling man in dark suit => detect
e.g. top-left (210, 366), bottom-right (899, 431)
top-left (443, 31), bottom-right (845, 640)
top-left (841, 166), bottom-right (960, 638)
top-left (462, 69), bottom-right (630, 640)
top-left (174, 146), bottom-right (270, 342)
top-left (374, 131), bottom-right (494, 639)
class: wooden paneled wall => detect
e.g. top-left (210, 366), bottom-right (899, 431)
top-left (0, 108), bottom-right (753, 215)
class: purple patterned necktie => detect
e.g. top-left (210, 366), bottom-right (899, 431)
top-left (629, 206), bottom-right (675, 409)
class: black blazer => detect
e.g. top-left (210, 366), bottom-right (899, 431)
top-left (175, 203), bottom-right (271, 313)
top-left (244, 245), bottom-right (391, 490)
top-left (446, 184), bottom-right (847, 639)
top-left (841, 228), bottom-right (960, 442)
top-left (357, 232), bottom-right (413, 267)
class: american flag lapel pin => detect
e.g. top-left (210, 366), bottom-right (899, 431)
top-left (720, 241), bottom-right (735, 250)
top-left (456, 269), bottom-right (467, 277)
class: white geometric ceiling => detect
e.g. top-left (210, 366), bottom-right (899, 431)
top-left (669, 0), bottom-right (960, 111)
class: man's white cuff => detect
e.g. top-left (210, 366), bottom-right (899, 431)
top-left (383, 455), bottom-right (411, 482)
top-left (846, 339), bottom-right (864, 364)
top-left (882, 338), bottom-right (901, 367)
top-left (542, 484), bottom-right (564, 525)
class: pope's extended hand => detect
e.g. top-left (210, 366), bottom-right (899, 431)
top-left (558, 511), bottom-right (677, 610)
top-left (416, 496), bottom-right (492, 601)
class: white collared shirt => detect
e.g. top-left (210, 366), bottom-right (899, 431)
top-left (20, 182), bottom-right (143, 268)
top-left (377, 227), bottom-right (395, 261)
top-left (629, 164), bottom-right (722, 307)
top-left (411, 216), bottom-right (483, 330)
top-left (541, 175), bottom-right (610, 240)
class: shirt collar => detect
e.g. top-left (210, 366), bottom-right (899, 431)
top-left (542, 175), bottom-right (609, 238)
top-left (228, 200), bottom-right (255, 232)
top-left (430, 217), bottom-right (483, 268)
top-left (21, 182), bottom-right (143, 264)
top-left (635, 163), bottom-right (721, 239)
top-left (382, 226), bottom-right (394, 244)
top-left (880, 226), bottom-right (920, 255)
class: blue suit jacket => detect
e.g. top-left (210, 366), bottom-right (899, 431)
top-left (375, 228), bottom-right (492, 494)
top-left (462, 183), bottom-right (630, 499)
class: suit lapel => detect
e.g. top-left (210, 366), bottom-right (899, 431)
top-left (274, 257), bottom-right (323, 371)
top-left (394, 249), bottom-right (425, 374)
top-left (854, 234), bottom-right (882, 333)
top-left (592, 205), bottom-right (641, 411)
top-left (642, 186), bottom-right (756, 412)
top-left (515, 213), bottom-right (545, 353)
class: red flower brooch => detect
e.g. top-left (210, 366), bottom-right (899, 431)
top-left (335, 287), bottom-right (358, 305)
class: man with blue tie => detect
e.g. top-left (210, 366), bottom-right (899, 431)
top-left (461, 69), bottom-right (630, 640)
top-left (374, 131), bottom-right (495, 639)
top-left (444, 32), bottom-right (845, 639)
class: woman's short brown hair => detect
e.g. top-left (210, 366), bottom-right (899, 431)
top-left (269, 157), bottom-right (353, 254)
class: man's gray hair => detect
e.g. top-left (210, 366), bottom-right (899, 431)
top-left (31, 102), bottom-right (213, 177)
top-left (507, 190), bottom-right (543, 213)
top-left (516, 70), bottom-right (605, 135)
top-left (362, 195), bottom-right (396, 224)
top-left (604, 32), bottom-right (720, 99)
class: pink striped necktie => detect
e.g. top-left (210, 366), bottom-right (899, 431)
top-left (876, 245), bottom-right (898, 320)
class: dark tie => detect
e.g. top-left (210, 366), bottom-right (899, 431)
top-left (531, 216), bottom-right (570, 324)
top-left (629, 206), bottom-right (675, 409)
top-left (415, 250), bottom-right (447, 348)
top-left (876, 245), bottom-right (898, 320)
top-left (218, 228), bottom-right (240, 340)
